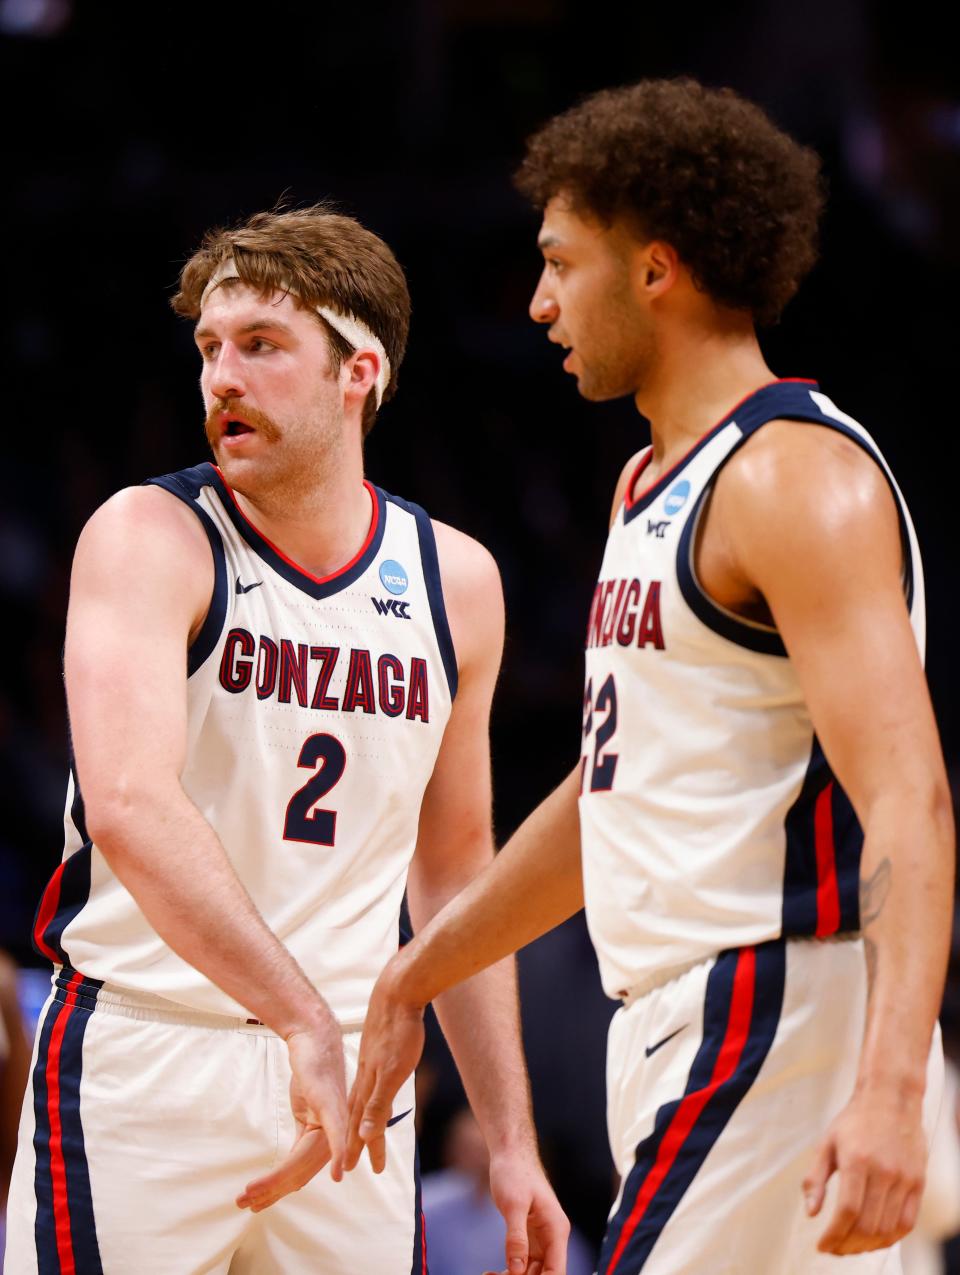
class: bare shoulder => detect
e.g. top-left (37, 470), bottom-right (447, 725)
top-left (431, 520), bottom-right (505, 675)
top-left (720, 420), bottom-right (893, 513)
top-left (610, 448), bottom-right (649, 527)
top-left (716, 420), bottom-right (899, 546)
top-left (432, 519), bottom-right (503, 602)
top-left (76, 484), bottom-right (212, 574)
top-left (71, 485), bottom-right (215, 638)
top-left (80, 483), bottom-right (208, 550)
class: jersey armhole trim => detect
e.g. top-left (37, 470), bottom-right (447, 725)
top-left (676, 487), bottom-right (789, 657)
top-left (143, 474), bottom-right (228, 676)
top-left (675, 411), bottom-right (915, 657)
top-left (383, 493), bottom-right (458, 701)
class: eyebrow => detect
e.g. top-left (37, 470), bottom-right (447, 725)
top-left (537, 234), bottom-right (563, 251)
top-left (194, 318), bottom-right (296, 341)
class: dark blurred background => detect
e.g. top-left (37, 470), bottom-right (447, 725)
top-left (2, 0), bottom-right (959, 1264)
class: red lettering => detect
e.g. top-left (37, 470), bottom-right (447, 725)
top-left (616, 579), bottom-right (641, 646)
top-left (637, 581), bottom-right (665, 649)
top-left (219, 628), bottom-right (255, 693)
top-left (406, 657), bottom-right (430, 722)
top-left (342, 649), bottom-right (376, 714)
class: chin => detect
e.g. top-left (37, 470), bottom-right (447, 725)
top-left (577, 379), bottom-right (635, 404)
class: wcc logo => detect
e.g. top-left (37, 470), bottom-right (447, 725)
top-left (373, 559), bottom-right (411, 619)
top-left (647, 479), bottom-right (691, 537)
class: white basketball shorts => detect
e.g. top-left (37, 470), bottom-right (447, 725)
top-left (3, 967), bottom-right (425, 1274)
top-left (598, 935), bottom-right (943, 1275)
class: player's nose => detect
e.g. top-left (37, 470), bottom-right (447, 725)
top-left (208, 342), bottom-right (246, 401)
top-left (529, 274), bottom-right (558, 325)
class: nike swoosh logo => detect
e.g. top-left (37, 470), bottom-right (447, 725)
top-left (386, 1107), bottom-right (412, 1128)
top-left (645, 1025), bottom-right (688, 1058)
top-left (235, 577), bottom-right (263, 594)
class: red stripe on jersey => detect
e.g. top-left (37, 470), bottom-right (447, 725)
top-left (814, 782), bottom-right (841, 936)
top-left (421, 1210), bottom-right (428, 1274)
top-left (215, 469), bottom-right (380, 585)
top-left (606, 948), bottom-right (757, 1274)
top-left (46, 970), bottom-right (84, 1275)
top-left (34, 861), bottom-right (66, 962)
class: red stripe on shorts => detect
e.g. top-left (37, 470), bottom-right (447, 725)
top-left (606, 948), bottom-right (757, 1274)
top-left (45, 970), bottom-right (84, 1275)
top-left (813, 781), bottom-right (841, 936)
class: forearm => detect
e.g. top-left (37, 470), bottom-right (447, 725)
top-left (855, 782), bottom-right (955, 1096)
top-left (407, 865), bottom-right (537, 1156)
top-left (394, 767), bottom-right (584, 1007)
top-left (89, 785), bottom-right (330, 1038)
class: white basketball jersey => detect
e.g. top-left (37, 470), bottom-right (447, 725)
top-left (34, 463), bottom-right (457, 1023)
top-left (578, 380), bottom-right (924, 1001)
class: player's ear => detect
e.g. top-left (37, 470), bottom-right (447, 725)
top-left (637, 240), bottom-right (679, 298)
top-left (345, 351), bottom-right (380, 400)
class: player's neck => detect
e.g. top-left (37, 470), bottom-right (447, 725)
top-left (636, 323), bottom-right (774, 472)
top-left (230, 454), bottom-right (373, 580)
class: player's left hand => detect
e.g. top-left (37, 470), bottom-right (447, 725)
top-left (803, 1082), bottom-right (927, 1255)
top-left (484, 1149), bottom-right (570, 1275)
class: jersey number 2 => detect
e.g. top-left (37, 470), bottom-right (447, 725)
top-left (283, 733), bottom-right (347, 846)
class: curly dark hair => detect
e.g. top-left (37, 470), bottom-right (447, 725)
top-left (515, 78), bottom-right (825, 325)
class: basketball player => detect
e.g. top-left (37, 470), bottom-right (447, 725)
top-left (333, 81), bottom-right (955, 1272)
top-left (3, 207), bottom-right (567, 1274)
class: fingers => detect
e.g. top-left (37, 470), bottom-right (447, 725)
top-left (236, 1126), bottom-right (331, 1213)
top-left (537, 1206), bottom-right (570, 1275)
top-left (817, 1165), bottom-right (923, 1255)
top-left (502, 1202), bottom-right (530, 1275)
top-left (816, 1162), bottom-right (867, 1252)
top-left (345, 1065), bottom-right (398, 1174)
top-left (802, 1137), bottom-right (835, 1218)
top-left (345, 1062), bottom-right (374, 1171)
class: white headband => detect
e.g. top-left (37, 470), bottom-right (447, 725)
top-left (200, 259), bottom-right (391, 407)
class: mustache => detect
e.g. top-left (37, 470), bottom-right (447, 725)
top-left (204, 398), bottom-right (283, 448)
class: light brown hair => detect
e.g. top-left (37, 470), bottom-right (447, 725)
top-left (172, 203), bottom-right (411, 435)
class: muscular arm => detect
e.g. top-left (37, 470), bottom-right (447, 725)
top-left (67, 488), bottom-right (347, 1170)
top-left (710, 422), bottom-right (954, 1252)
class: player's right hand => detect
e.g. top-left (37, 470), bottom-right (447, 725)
top-left (236, 1012), bottom-right (348, 1211)
top-left (345, 962), bottom-right (426, 1172)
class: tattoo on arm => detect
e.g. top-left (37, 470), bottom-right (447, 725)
top-left (860, 857), bottom-right (892, 928)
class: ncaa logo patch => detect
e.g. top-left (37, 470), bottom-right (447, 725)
top-left (379, 559), bottom-right (409, 596)
top-left (664, 480), bottom-right (691, 516)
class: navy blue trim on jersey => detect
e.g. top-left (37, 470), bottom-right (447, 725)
top-left (144, 466), bottom-right (228, 675)
top-left (782, 736), bottom-right (862, 936)
top-left (671, 381), bottom-right (915, 655)
top-left (676, 491), bottom-right (787, 657)
top-left (33, 975), bottom-right (104, 1275)
top-left (598, 942), bottom-right (785, 1274)
top-left (203, 465), bottom-right (388, 601)
top-left (384, 492), bottom-right (459, 702)
top-left (33, 845), bottom-right (93, 967)
top-left (623, 421), bottom-right (732, 522)
top-left (68, 754), bottom-right (88, 844)
top-left (411, 1141), bottom-right (428, 1274)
